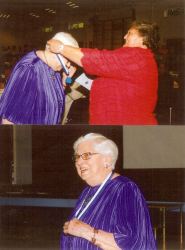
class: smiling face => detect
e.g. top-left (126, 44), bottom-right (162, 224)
top-left (74, 140), bottom-right (112, 186)
top-left (123, 28), bottom-right (145, 48)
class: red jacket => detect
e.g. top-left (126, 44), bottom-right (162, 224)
top-left (81, 47), bottom-right (158, 125)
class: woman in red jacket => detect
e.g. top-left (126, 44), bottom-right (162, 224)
top-left (47, 21), bottom-right (159, 125)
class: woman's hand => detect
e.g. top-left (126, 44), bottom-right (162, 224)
top-left (63, 218), bottom-right (93, 239)
top-left (47, 39), bottom-right (83, 67)
top-left (63, 219), bottom-right (121, 250)
top-left (47, 39), bottom-right (63, 54)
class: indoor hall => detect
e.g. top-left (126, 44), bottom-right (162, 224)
top-left (0, 125), bottom-right (184, 250)
top-left (0, 0), bottom-right (184, 125)
top-left (0, 1), bottom-right (185, 249)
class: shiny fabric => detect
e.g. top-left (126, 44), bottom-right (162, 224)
top-left (61, 176), bottom-right (156, 250)
top-left (0, 51), bottom-right (65, 124)
top-left (81, 47), bottom-right (158, 125)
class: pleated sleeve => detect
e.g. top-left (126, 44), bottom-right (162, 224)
top-left (0, 61), bottom-right (39, 123)
top-left (113, 182), bottom-right (156, 250)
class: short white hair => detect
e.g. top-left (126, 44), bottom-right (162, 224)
top-left (52, 32), bottom-right (79, 48)
top-left (73, 133), bottom-right (119, 169)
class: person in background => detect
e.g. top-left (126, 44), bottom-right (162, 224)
top-left (155, 62), bottom-right (173, 124)
top-left (0, 32), bottom-right (78, 125)
top-left (47, 20), bottom-right (160, 125)
top-left (61, 133), bottom-right (156, 250)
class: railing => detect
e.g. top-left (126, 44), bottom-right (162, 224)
top-left (148, 201), bottom-right (185, 250)
top-left (0, 197), bottom-right (184, 249)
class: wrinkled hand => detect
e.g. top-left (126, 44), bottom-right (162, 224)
top-left (63, 218), bottom-right (92, 238)
top-left (47, 39), bottom-right (63, 53)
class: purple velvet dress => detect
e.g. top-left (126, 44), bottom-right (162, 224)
top-left (61, 176), bottom-right (156, 250)
top-left (0, 51), bottom-right (65, 124)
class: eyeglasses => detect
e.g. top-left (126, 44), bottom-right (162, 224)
top-left (73, 152), bottom-right (99, 162)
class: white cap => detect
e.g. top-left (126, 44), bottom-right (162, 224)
top-left (52, 32), bottom-right (79, 48)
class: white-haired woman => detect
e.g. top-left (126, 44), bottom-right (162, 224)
top-left (61, 133), bottom-right (156, 250)
top-left (0, 32), bottom-right (78, 125)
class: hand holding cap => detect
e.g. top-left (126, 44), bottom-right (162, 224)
top-left (47, 39), bottom-right (64, 54)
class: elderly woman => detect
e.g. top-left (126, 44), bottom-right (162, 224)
top-left (0, 32), bottom-right (78, 125)
top-left (61, 133), bottom-right (156, 250)
top-left (47, 21), bottom-right (159, 125)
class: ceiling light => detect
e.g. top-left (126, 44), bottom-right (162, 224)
top-left (0, 12), bottom-right (11, 19)
top-left (29, 12), bottom-right (40, 18)
top-left (44, 8), bottom-right (56, 14)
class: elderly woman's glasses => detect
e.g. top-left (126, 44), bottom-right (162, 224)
top-left (73, 152), bottom-right (99, 162)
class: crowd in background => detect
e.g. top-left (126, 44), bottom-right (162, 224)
top-left (155, 42), bottom-right (184, 124)
top-left (0, 44), bottom-right (35, 90)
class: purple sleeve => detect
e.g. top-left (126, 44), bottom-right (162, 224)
top-left (0, 60), bottom-right (38, 123)
top-left (113, 182), bottom-right (156, 250)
